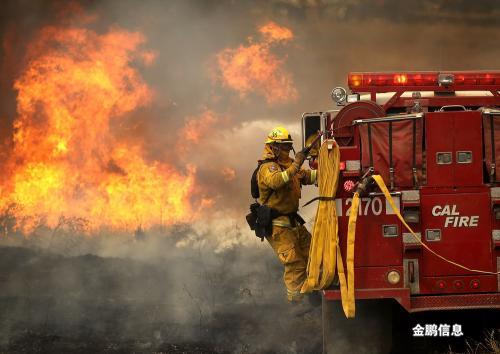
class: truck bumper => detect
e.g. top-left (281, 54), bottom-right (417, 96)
top-left (323, 288), bottom-right (500, 312)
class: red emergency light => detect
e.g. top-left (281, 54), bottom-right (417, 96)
top-left (470, 279), bottom-right (480, 289)
top-left (436, 280), bottom-right (446, 290)
top-left (348, 71), bottom-right (500, 92)
top-left (453, 280), bottom-right (464, 289)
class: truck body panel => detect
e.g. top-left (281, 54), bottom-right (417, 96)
top-left (304, 71), bottom-right (500, 313)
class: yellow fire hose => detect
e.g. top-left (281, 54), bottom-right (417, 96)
top-left (301, 140), bottom-right (357, 317)
top-left (301, 141), bottom-right (339, 291)
top-left (302, 141), bottom-right (499, 320)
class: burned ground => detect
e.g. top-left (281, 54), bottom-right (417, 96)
top-left (0, 238), bottom-right (323, 354)
top-left (0, 240), bottom-right (497, 354)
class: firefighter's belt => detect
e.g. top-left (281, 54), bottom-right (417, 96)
top-left (272, 211), bottom-right (306, 228)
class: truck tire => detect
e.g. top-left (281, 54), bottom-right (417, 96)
top-left (322, 297), bottom-right (393, 354)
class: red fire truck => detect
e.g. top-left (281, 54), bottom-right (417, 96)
top-left (301, 71), bottom-right (500, 353)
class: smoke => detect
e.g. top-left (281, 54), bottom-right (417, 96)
top-left (0, 228), bottom-right (323, 353)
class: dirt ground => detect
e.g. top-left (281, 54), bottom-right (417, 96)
top-left (0, 244), bottom-right (323, 354)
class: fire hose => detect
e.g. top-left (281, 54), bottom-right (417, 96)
top-left (301, 139), bottom-right (357, 318)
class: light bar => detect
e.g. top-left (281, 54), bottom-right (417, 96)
top-left (348, 71), bottom-right (500, 91)
top-left (455, 72), bottom-right (500, 85)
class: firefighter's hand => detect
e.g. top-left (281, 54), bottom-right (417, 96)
top-left (294, 151), bottom-right (307, 167)
top-left (301, 145), bottom-right (312, 155)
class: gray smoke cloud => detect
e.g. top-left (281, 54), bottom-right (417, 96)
top-left (0, 227), bottom-right (323, 353)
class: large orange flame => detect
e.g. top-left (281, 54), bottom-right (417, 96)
top-left (258, 22), bottom-right (294, 43)
top-left (0, 25), bottom-right (198, 233)
top-left (215, 22), bottom-right (298, 104)
top-left (181, 110), bottom-right (218, 145)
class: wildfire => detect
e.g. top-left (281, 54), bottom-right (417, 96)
top-left (221, 167), bottom-right (236, 182)
top-left (215, 21), bottom-right (298, 104)
top-left (0, 24), bottom-right (198, 232)
top-left (181, 110), bottom-right (218, 144)
top-left (258, 22), bottom-right (293, 43)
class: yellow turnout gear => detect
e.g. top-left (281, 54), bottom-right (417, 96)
top-left (258, 145), bottom-right (316, 227)
top-left (258, 143), bottom-right (317, 300)
top-left (266, 224), bottom-right (312, 301)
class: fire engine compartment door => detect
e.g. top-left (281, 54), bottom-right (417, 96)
top-left (483, 110), bottom-right (500, 182)
top-left (421, 192), bottom-right (493, 277)
top-left (359, 118), bottom-right (423, 188)
top-left (302, 113), bottom-right (326, 149)
top-left (337, 196), bottom-right (402, 267)
top-left (425, 111), bottom-right (483, 187)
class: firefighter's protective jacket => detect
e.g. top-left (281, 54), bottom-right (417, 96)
top-left (257, 145), bottom-right (317, 227)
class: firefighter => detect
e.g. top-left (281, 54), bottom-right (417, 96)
top-left (257, 126), bottom-right (317, 302)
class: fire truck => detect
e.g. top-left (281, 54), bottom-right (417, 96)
top-left (301, 71), bottom-right (500, 353)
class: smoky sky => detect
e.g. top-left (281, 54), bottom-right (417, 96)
top-left (1, 0), bottom-right (499, 225)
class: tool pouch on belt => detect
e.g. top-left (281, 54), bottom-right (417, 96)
top-left (246, 203), bottom-right (260, 231)
top-left (255, 204), bottom-right (273, 239)
top-left (246, 202), bottom-right (274, 240)
top-left (246, 204), bottom-right (306, 240)
top-left (246, 160), bottom-right (279, 240)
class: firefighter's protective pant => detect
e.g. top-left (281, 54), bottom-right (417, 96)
top-left (266, 224), bottom-right (311, 302)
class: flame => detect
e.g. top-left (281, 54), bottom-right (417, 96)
top-left (181, 110), bottom-right (218, 144)
top-left (221, 167), bottom-right (236, 182)
top-left (0, 25), bottom-right (198, 232)
top-left (175, 109), bottom-right (219, 157)
top-left (215, 22), bottom-right (298, 104)
top-left (258, 22), bottom-right (294, 43)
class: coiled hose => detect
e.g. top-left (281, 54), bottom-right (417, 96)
top-left (301, 140), bottom-right (359, 317)
top-left (301, 139), bottom-right (358, 318)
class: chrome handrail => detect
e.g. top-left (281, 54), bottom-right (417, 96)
top-left (352, 112), bottom-right (424, 125)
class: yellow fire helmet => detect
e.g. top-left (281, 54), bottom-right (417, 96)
top-left (265, 126), bottom-right (294, 144)
top-left (305, 133), bottom-right (321, 157)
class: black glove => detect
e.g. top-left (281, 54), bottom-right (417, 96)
top-left (301, 145), bottom-right (313, 155)
top-left (293, 151), bottom-right (307, 167)
top-left (285, 149), bottom-right (310, 181)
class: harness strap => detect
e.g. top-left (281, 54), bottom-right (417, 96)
top-left (257, 159), bottom-right (280, 205)
top-left (301, 196), bottom-right (336, 208)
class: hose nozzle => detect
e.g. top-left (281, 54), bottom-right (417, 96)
top-left (355, 176), bottom-right (374, 196)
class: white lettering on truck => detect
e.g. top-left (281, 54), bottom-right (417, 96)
top-left (431, 204), bottom-right (479, 228)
